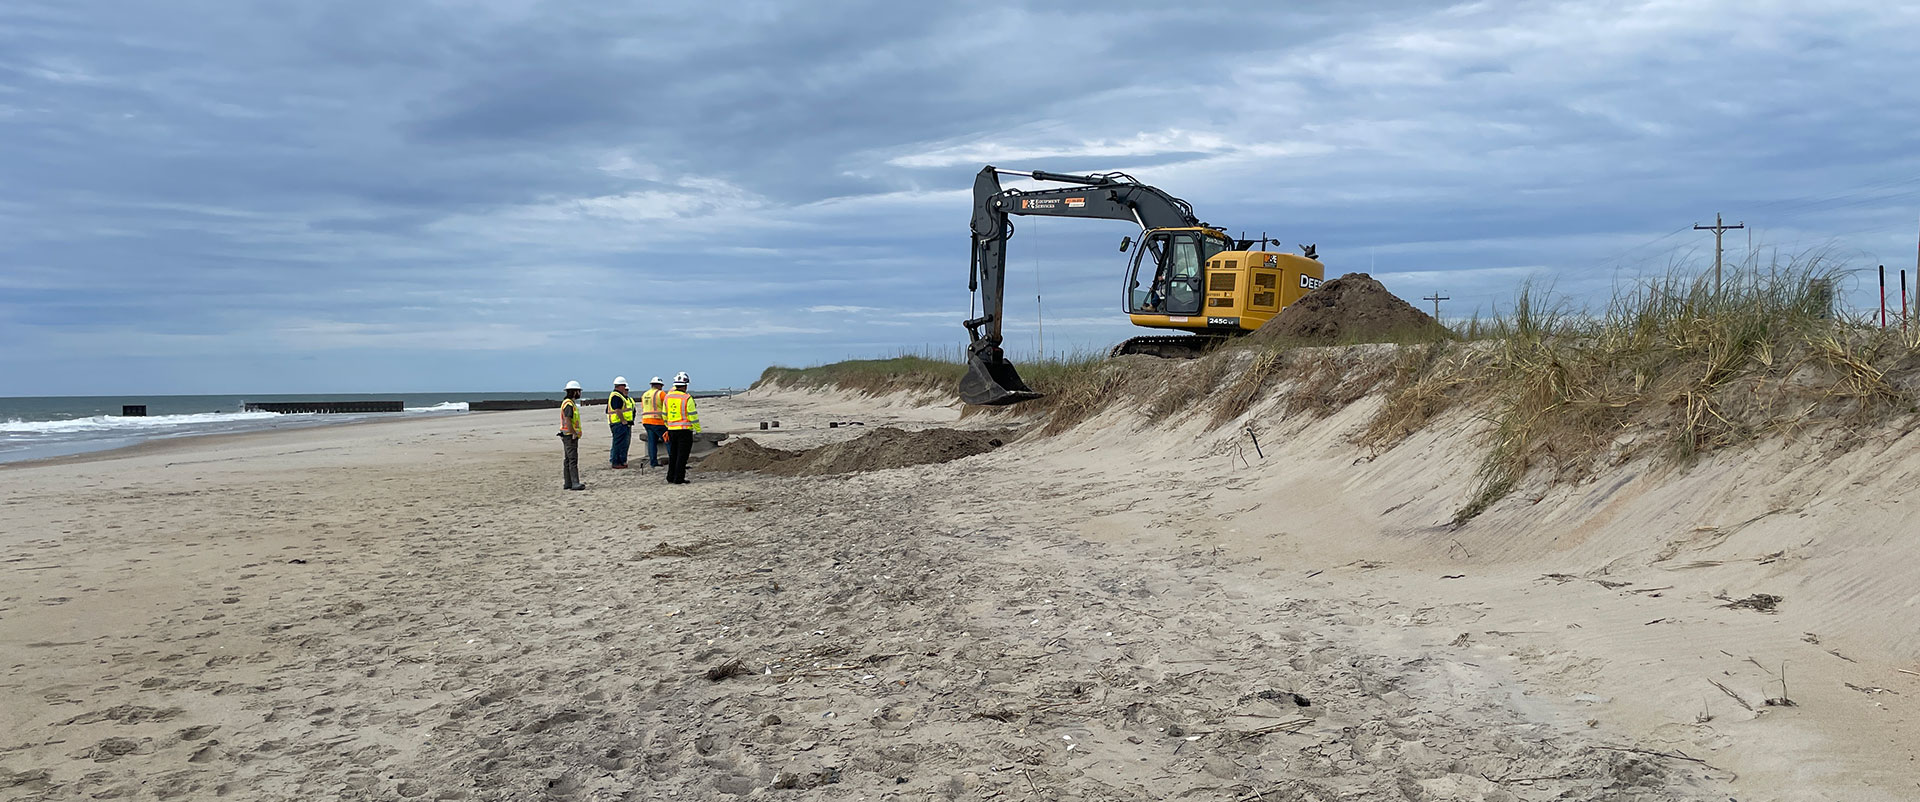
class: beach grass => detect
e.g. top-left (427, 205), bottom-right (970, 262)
top-left (756, 355), bottom-right (968, 396)
top-left (1444, 256), bottom-right (1920, 522)
top-left (761, 255), bottom-right (1920, 526)
top-left (756, 346), bottom-right (1118, 407)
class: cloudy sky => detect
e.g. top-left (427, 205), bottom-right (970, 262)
top-left (3, 1), bottom-right (1918, 395)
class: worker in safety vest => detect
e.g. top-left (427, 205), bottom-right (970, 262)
top-left (607, 377), bottom-right (634, 469)
top-left (662, 372), bottom-right (701, 485)
top-left (558, 380), bottom-right (585, 491)
top-left (639, 377), bottom-right (669, 469)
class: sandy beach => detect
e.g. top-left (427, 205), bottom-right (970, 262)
top-left (4, 384), bottom-right (1918, 801)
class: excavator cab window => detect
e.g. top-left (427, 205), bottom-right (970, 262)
top-left (1126, 230), bottom-right (1230, 316)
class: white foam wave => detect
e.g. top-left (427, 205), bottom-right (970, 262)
top-left (0, 410), bottom-right (285, 435)
top-left (404, 401), bottom-right (469, 413)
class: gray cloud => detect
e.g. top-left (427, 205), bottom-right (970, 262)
top-left (3, 0), bottom-right (1918, 394)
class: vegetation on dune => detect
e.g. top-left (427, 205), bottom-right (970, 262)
top-left (756, 355), bottom-right (966, 395)
top-left (1438, 257), bottom-right (1920, 523)
top-left (987, 350), bottom-right (1117, 434)
top-left (757, 351), bottom-right (1123, 422)
top-left (764, 255), bottom-right (1920, 526)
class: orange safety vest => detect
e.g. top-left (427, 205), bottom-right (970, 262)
top-left (639, 388), bottom-right (667, 425)
top-left (607, 390), bottom-right (634, 425)
top-left (663, 390), bottom-right (699, 432)
top-left (560, 398), bottom-right (581, 436)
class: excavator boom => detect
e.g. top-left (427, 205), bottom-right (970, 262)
top-left (961, 166), bottom-right (1204, 405)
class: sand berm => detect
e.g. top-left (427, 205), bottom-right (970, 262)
top-left (4, 338), bottom-right (1919, 800)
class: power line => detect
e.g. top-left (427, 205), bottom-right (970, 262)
top-left (1587, 224), bottom-right (1695, 275)
top-left (1422, 292), bottom-right (1450, 319)
top-left (1748, 174), bottom-right (1920, 215)
top-left (1765, 187), bottom-right (1920, 224)
top-left (1567, 174), bottom-right (1920, 280)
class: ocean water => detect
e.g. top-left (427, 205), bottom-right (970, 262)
top-left (0, 392), bottom-right (556, 465)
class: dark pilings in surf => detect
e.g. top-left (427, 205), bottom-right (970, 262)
top-left (243, 401), bottom-right (405, 414)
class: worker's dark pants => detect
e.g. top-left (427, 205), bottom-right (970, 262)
top-left (561, 435), bottom-right (581, 488)
top-left (666, 429), bottom-right (693, 484)
top-left (608, 423), bottom-right (631, 466)
top-left (643, 423), bottom-right (668, 467)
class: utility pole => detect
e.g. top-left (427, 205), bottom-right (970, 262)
top-left (1423, 292), bottom-right (1450, 320)
top-left (1694, 213), bottom-right (1745, 292)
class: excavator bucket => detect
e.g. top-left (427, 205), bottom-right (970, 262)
top-left (960, 353), bottom-right (1043, 406)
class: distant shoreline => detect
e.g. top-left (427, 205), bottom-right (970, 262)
top-left (0, 388), bottom-right (744, 467)
top-left (0, 409), bottom-right (462, 470)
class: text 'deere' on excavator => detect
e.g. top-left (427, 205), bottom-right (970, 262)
top-left (960, 166), bottom-right (1325, 406)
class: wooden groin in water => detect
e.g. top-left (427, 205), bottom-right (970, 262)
top-left (243, 401), bottom-right (405, 414)
top-left (469, 399), bottom-right (607, 411)
top-left (469, 392), bottom-right (731, 413)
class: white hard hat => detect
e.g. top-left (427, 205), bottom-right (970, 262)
top-left (673, 371), bottom-right (690, 385)
top-left (649, 376), bottom-right (663, 385)
top-left (613, 376), bottom-right (627, 386)
top-left (564, 380), bottom-right (582, 390)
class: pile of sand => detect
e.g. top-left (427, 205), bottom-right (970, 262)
top-left (697, 438), bottom-right (802, 472)
top-left (701, 427), bottom-right (1011, 476)
top-left (1253, 272), bottom-right (1449, 343)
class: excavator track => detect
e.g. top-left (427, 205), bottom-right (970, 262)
top-left (1109, 335), bottom-right (1228, 359)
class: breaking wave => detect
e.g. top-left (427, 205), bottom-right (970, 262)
top-left (0, 410), bottom-right (285, 435)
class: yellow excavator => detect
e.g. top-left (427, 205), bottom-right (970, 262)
top-left (961, 166), bottom-right (1325, 405)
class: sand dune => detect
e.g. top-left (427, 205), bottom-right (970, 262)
top-left (2, 376), bottom-right (1915, 800)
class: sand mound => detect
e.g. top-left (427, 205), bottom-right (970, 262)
top-left (1253, 272), bottom-right (1448, 343)
top-left (701, 427), bottom-right (1011, 476)
top-left (697, 438), bottom-right (802, 472)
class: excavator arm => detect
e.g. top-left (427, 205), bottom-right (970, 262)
top-left (961, 166), bottom-right (1205, 405)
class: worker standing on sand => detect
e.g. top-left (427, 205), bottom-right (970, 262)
top-left (662, 372), bottom-right (700, 485)
top-left (639, 376), bottom-right (669, 469)
top-left (559, 380), bottom-right (586, 491)
top-left (607, 377), bottom-right (634, 469)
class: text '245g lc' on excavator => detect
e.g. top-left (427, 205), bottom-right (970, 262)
top-left (960, 166), bottom-right (1326, 406)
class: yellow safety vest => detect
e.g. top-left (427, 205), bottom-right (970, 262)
top-left (663, 390), bottom-right (700, 432)
top-left (640, 388), bottom-right (667, 425)
top-left (560, 398), bottom-right (581, 435)
top-left (607, 390), bottom-right (634, 425)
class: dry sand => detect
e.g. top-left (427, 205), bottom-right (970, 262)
top-left (2, 380), bottom-right (1915, 801)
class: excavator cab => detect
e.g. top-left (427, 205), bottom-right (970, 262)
top-left (1125, 228), bottom-right (1232, 317)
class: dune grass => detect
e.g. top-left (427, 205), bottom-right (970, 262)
top-left (756, 355), bottom-right (968, 396)
top-left (969, 349), bottom-right (1140, 433)
top-left (758, 348), bottom-right (1124, 425)
top-left (1443, 257), bottom-right (1920, 523)
top-left (761, 256), bottom-right (1920, 527)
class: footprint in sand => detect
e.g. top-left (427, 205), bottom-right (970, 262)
top-left (74, 736), bottom-right (154, 762)
top-left (0, 768), bottom-right (53, 793)
top-left (61, 704), bottom-right (184, 726)
top-left (147, 772), bottom-right (202, 799)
